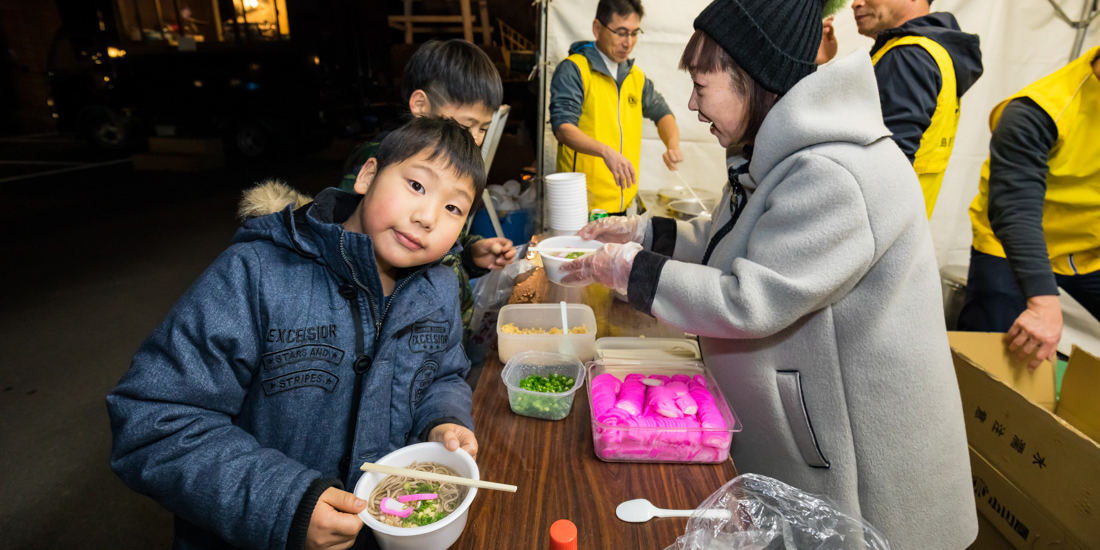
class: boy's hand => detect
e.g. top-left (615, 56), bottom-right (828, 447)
top-left (471, 238), bottom-right (516, 270)
top-left (429, 423), bottom-right (478, 459)
top-left (305, 487), bottom-right (366, 550)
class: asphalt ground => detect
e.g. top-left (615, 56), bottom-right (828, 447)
top-left (0, 135), bottom-right (348, 549)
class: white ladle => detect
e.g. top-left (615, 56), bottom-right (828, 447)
top-left (671, 171), bottom-right (712, 219)
top-left (615, 498), bottom-right (731, 523)
top-left (671, 169), bottom-right (704, 203)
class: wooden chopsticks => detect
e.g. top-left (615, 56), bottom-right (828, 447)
top-left (359, 462), bottom-right (517, 493)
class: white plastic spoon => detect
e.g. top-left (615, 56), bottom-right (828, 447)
top-left (559, 301), bottom-right (576, 357)
top-left (615, 498), bottom-right (731, 523)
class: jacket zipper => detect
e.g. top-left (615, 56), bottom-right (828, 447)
top-left (336, 232), bottom-right (427, 480)
top-left (615, 70), bottom-right (625, 212)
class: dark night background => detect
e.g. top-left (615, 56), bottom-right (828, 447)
top-left (0, 1), bottom-right (538, 547)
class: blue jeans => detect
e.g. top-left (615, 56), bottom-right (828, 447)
top-left (957, 248), bottom-right (1100, 332)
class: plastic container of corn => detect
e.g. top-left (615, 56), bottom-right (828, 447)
top-left (496, 303), bottom-right (596, 363)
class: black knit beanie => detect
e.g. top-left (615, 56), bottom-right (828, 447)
top-left (694, 0), bottom-right (827, 95)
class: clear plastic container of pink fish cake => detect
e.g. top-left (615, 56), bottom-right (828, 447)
top-left (587, 358), bottom-right (741, 464)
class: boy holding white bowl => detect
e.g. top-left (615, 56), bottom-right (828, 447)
top-left (107, 117), bottom-right (481, 550)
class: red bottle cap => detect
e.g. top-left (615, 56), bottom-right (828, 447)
top-left (549, 519), bottom-right (578, 550)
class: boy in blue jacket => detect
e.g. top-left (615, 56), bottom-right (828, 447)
top-left (107, 117), bottom-right (483, 550)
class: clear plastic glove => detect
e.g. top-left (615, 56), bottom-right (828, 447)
top-left (575, 215), bottom-right (647, 245)
top-left (559, 242), bottom-right (642, 295)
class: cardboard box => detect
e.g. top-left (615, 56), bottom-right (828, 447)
top-left (969, 447), bottom-right (1091, 549)
top-left (968, 503), bottom-right (1018, 550)
top-left (950, 332), bottom-right (1100, 547)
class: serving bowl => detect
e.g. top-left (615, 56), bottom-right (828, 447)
top-left (354, 442), bottom-right (479, 550)
top-left (536, 235), bottom-right (602, 286)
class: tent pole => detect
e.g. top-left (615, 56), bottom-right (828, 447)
top-left (536, 0), bottom-right (549, 232)
top-left (1047, 0), bottom-right (1100, 62)
top-left (1069, 0), bottom-right (1099, 61)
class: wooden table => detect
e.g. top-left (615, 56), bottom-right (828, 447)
top-left (452, 264), bottom-right (738, 549)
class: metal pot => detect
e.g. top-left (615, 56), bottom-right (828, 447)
top-left (667, 198), bottom-right (715, 221)
top-left (658, 186), bottom-right (717, 205)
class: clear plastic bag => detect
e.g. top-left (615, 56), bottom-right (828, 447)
top-left (468, 250), bottom-right (536, 347)
top-left (663, 474), bottom-right (891, 550)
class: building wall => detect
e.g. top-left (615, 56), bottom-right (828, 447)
top-left (0, 0), bottom-right (62, 135)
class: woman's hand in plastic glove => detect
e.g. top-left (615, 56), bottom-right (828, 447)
top-left (471, 237), bottom-right (516, 270)
top-left (575, 215), bottom-right (647, 244)
top-left (559, 242), bottom-right (642, 294)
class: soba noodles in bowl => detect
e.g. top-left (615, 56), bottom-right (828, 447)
top-left (367, 461), bottom-right (467, 527)
top-left (354, 442), bottom-right (479, 550)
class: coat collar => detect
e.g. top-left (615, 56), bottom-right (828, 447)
top-left (750, 51), bottom-right (891, 180)
top-left (569, 40), bottom-right (636, 84)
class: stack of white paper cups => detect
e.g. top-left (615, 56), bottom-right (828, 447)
top-left (544, 172), bottom-right (588, 232)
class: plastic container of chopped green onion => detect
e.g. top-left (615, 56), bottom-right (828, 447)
top-left (501, 351), bottom-right (586, 420)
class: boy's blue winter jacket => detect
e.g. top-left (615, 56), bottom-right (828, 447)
top-left (107, 189), bottom-right (474, 550)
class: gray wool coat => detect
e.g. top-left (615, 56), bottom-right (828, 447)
top-left (627, 51), bottom-right (977, 549)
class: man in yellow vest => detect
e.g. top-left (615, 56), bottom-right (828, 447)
top-left (958, 47), bottom-right (1100, 370)
top-left (550, 0), bottom-right (682, 214)
top-left (852, 0), bottom-right (983, 218)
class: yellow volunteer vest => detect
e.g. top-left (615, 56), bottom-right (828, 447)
top-left (555, 53), bottom-right (645, 213)
top-left (969, 45), bottom-right (1100, 276)
top-left (872, 36), bottom-right (960, 218)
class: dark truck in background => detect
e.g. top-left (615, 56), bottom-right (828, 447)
top-left (47, 0), bottom-right (380, 157)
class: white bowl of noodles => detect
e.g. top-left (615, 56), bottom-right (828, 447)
top-left (354, 442), bottom-right (479, 550)
top-left (537, 235), bottom-right (602, 286)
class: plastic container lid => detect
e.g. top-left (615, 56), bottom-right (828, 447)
top-left (549, 519), bottom-right (577, 550)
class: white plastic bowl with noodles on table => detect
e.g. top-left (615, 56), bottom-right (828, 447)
top-left (354, 442), bottom-right (479, 550)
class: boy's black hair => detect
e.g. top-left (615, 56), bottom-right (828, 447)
top-left (401, 39), bottom-right (503, 111)
top-left (597, 0), bottom-right (645, 21)
top-left (375, 116), bottom-right (488, 199)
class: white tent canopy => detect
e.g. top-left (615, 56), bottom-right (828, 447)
top-left (538, 0), bottom-right (1099, 354)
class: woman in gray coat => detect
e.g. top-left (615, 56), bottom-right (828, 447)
top-left (561, 0), bottom-right (977, 548)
